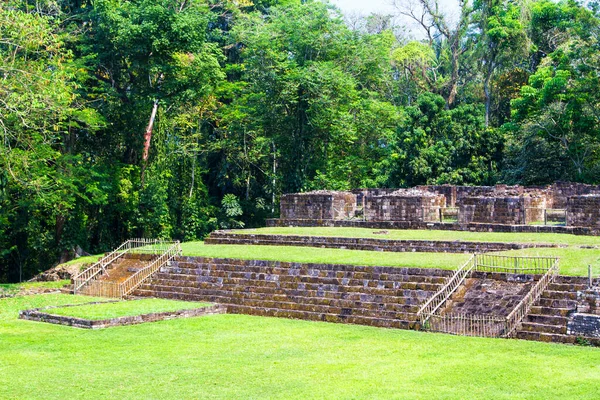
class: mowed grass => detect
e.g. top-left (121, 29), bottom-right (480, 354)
top-left (496, 247), bottom-right (600, 277)
top-left (0, 280), bottom-right (70, 297)
top-left (2, 293), bottom-right (600, 399)
top-left (48, 298), bottom-right (211, 321)
top-left (67, 241), bottom-right (599, 277)
top-left (181, 242), bottom-right (472, 270)
top-left (233, 227), bottom-right (600, 246)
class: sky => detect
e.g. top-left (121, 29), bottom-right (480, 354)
top-left (329, 0), bottom-right (461, 37)
top-left (330, 0), bottom-right (396, 14)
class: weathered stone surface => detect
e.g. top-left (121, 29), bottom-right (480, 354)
top-left (567, 195), bottom-right (600, 227)
top-left (19, 301), bottom-right (226, 329)
top-left (266, 218), bottom-right (600, 236)
top-left (364, 190), bottom-right (445, 222)
top-left (133, 256), bottom-right (455, 329)
top-left (280, 191), bottom-right (356, 220)
top-left (206, 231), bottom-right (562, 253)
top-left (567, 313), bottom-right (600, 338)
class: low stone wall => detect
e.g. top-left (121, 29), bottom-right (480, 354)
top-left (365, 190), bottom-right (445, 222)
top-left (206, 232), bottom-right (562, 253)
top-left (567, 195), bottom-right (600, 227)
top-left (552, 182), bottom-right (600, 209)
top-left (280, 191), bottom-right (356, 220)
top-left (457, 196), bottom-right (547, 225)
top-left (134, 257), bottom-right (454, 329)
top-left (266, 218), bottom-right (600, 236)
top-left (19, 302), bottom-right (226, 329)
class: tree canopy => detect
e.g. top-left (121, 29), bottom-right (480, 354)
top-left (2, 0), bottom-right (600, 281)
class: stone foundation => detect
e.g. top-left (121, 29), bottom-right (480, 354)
top-left (458, 196), bottom-right (547, 225)
top-left (280, 191), bottom-right (356, 220)
top-left (266, 218), bottom-right (600, 236)
top-left (364, 189), bottom-right (445, 222)
top-left (567, 195), bottom-right (600, 227)
top-left (206, 231), bottom-right (562, 253)
top-left (19, 302), bottom-right (226, 329)
top-left (134, 256), bottom-right (455, 329)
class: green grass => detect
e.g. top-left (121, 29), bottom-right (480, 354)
top-left (63, 255), bottom-right (105, 266)
top-left (181, 242), bottom-right (472, 270)
top-left (232, 227), bottom-right (600, 246)
top-left (496, 248), bottom-right (600, 277)
top-left (2, 294), bottom-right (600, 399)
top-left (47, 298), bottom-right (211, 321)
top-left (0, 280), bottom-right (69, 296)
top-left (66, 240), bottom-right (600, 278)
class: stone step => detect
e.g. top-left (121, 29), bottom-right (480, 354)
top-left (547, 282), bottom-right (588, 292)
top-left (554, 276), bottom-right (590, 285)
top-left (149, 274), bottom-right (440, 297)
top-left (139, 281), bottom-right (429, 307)
top-left (515, 330), bottom-right (576, 344)
top-left (152, 272), bottom-right (444, 293)
top-left (137, 284), bottom-right (423, 313)
top-left (540, 290), bottom-right (577, 301)
top-left (133, 288), bottom-right (417, 323)
top-left (167, 263), bottom-right (453, 280)
top-left (537, 298), bottom-right (578, 309)
top-left (520, 322), bottom-right (567, 335)
top-left (525, 313), bottom-right (569, 326)
top-left (227, 304), bottom-right (414, 329)
top-left (161, 266), bottom-right (449, 284)
top-left (529, 306), bottom-right (572, 317)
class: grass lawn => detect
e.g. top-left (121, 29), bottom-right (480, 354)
top-left (0, 280), bottom-right (70, 297)
top-left (496, 247), bottom-right (600, 277)
top-left (47, 299), bottom-right (211, 321)
top-left (232, 227), bottom-right (600, 246)
top-left (1, 293), bottom-right (600, 399)
top-left (181, 242), bottom-right (472, 271)
top-left (65, 240), bottom-right (599, 278)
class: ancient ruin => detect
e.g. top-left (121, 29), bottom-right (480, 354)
top-left (274, 182), bottom-right (600, 231)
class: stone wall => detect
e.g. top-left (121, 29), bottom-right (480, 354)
top-left (134, 256), bottom-right (454, 329)
top-left (19, 302), bottom-right (226, 329)
top-left (206, 231), bottom-right (561, 253)
top-left (280, 191), bottom-right (356, 220)
top-left (364, 189), bottom-right (445, 222)
top-left (551, 182), bottom-right (600, 208)
top-left (567, 195), bottom-right (600, 227)
top-left (266, 217), bottom-right (600, 235)
top-left (457, 196), bottom-right (546, 225)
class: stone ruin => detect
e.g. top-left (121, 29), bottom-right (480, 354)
top-left (279, 182), bottom-right (600, 228)
top-left (364, 189), bottom-right (445, 223)
top-left (279, 191), bottom-right (356, 220)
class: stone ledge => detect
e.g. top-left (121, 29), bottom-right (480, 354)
top-left (207, 232), bottom-right (562, 253)
top-left (18, 301), bottom-right (226, 329)
top-left (266, 218), bottom-right (600, 236)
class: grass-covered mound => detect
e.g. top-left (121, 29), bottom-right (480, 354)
top-left (2, 292), bottom-right (600, 399)
top-left (47, 299), bottom-right (210, 321)
top-left (232, 227), bottom-right (600, 246)
top-left (181, 242), bottom-right (472, 270)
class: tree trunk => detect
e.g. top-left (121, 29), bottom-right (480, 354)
top-left (141, 99), bottom-right (159, 185)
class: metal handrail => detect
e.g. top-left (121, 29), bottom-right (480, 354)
top-left (73, 240), bottom-right (132, 293)
top-left (503, 258), bottom-right (559, 338)
top-left (120, 242), bottom-right (182, 296)
top-left (417, 254), bottom-right (476, 324)
top-left (420, 254), bottom-right (559, 338)
top-left (73, 238), bottom-right (178, 295)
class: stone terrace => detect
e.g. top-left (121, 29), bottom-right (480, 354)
top-left (205, 231), bottom-right (563, 254)
top-left (134, 256), bottom-right (454, 329)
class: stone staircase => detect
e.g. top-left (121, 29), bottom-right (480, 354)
top-left (443, 276), bottom-right (533, 317)
top-left (133, 257), bottom-right (454, 329)
top-left (515, 276), bottom-right (599, 344)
